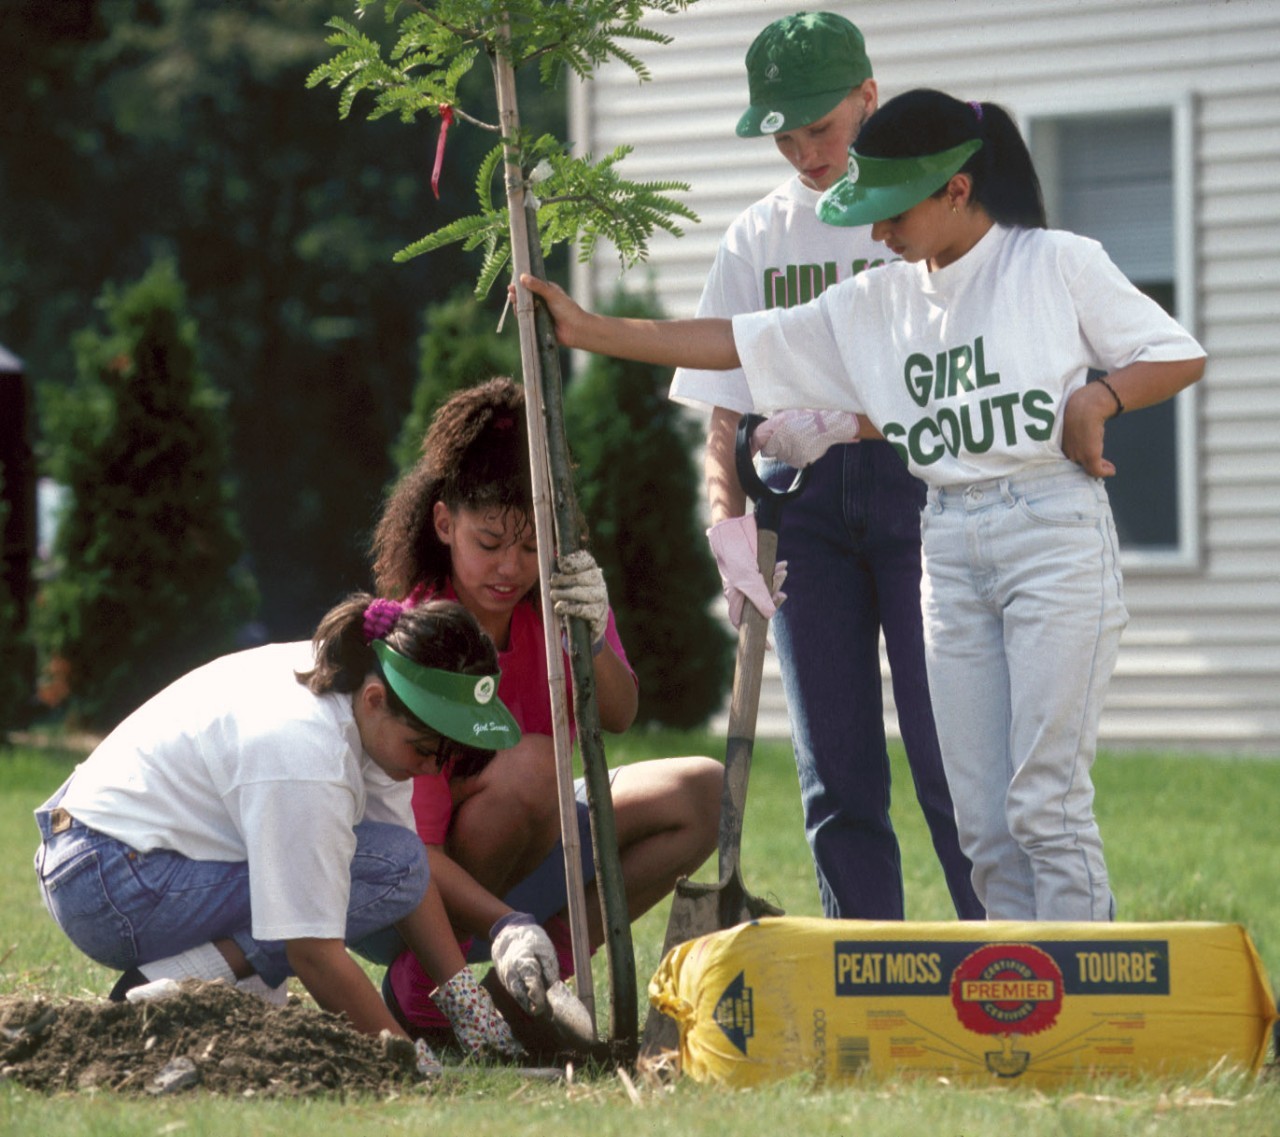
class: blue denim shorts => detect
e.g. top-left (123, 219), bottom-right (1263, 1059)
top-left (35, 775), bottom-right (429, 985)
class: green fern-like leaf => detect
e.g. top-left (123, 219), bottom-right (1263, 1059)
top-left (393, 213), bottom-right (501, 262)
top-left (475, 242), bottom-right (513, 297)
top-left (312, 0), bottom-right (702, 291)
top-left (475, 143), bottom-right (507, 214)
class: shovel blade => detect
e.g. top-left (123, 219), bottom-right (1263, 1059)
top-left (638, 871), bottom-right (783, 1058)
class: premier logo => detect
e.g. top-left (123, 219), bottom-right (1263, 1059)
top-left (950, 943), bottom-right (1063, 1036)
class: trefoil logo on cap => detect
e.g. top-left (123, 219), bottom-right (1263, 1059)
top-left (846, 155), bottom-right (861, 184)
top-left (474, 676), bottom-right (496, 704)
top-left (760, 111), bottom-right (786, 134)
top-left (765, 62), bottom-right (780, 81)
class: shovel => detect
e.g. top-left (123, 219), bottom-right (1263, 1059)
top-left (639, 412), bottom-right (808, 1058)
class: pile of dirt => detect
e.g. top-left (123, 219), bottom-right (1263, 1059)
top-left (0, 981), bottom-right (425, 1097)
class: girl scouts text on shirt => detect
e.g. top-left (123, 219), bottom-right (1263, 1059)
top-left (884, 336), bottom-right (1055, 467)
top-left (763, 259), bottom-right (888, 309)
top-left (762, 260), bottom-right (1056, 469)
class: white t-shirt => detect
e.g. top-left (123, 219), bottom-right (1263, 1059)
top-left (670, 175), bottom-right (892, 413)
top-left (60, 642), bottom-right (414, 941)
top-left (734, 224), bottom-right (1206, 486)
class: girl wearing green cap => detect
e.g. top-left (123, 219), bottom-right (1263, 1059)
top-left (673, 12), bottom-right (983, 928)
top-left (34, 593), bottom-right (527, 1073)
top-left (518, 88), bottom-right (1206, 924)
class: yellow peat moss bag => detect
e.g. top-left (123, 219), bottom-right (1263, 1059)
top-left (649, 917), bottom-right (1277, 1087)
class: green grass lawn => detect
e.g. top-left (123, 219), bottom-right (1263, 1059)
top-left (3, 729), bottom-right (1277, 1135)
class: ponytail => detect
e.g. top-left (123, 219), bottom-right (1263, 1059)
top-left (297, 593), bottom-right (503, 778)
top-left (965, 99), bottom-right (1046, 229)
top-left (371, 377), bottom-right (532, 599)
top-left (299, 593), bottom-right (499, 696)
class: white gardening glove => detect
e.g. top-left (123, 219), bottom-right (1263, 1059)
top-left (549, 548), bottom-right (609, 650)
top-left (754, 409), bottom-right (860, 467)
top-left (490, 911), bottom-right (560, 1018)
top-left (430, 967), bottom-right (525, 1061)
top-left (706, 515), bottom-right (788, 629)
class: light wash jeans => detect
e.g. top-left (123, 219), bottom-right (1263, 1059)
top-left (34, 777), bottom-right (429, 987)
top-left (920, 461), bottom-right (1127, 922)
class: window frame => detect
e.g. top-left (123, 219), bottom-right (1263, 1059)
top-left (1022, 92), bottom-right (1201, 572)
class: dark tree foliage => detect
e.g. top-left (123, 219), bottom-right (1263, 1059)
top-left (0, 472), bottom-right (26, 736)
top-left (390, 288), bottom-right (522, 474)
top-left (0, 0), bottom-right (564, 636)
top-left (37, 260), bottom-right (256, 730)
top-left (564, 291), bottom-right (731, 728)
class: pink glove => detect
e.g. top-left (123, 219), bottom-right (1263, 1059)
top-left (754, 409), bottom-right (860, 467)
top-left (706, 515), bottom-right (787, 629)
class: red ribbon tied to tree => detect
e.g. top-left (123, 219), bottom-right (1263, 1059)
top-left (431, 104), bottom-right (454, 199)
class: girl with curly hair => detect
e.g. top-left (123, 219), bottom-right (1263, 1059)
top-left (371, 377), bottom-right (721, 1047)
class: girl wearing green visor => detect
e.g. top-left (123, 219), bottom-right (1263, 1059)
top-left (34, 593), bottom-right (530, 1073)
top-left (518, 88), bottom-right (1206, 925)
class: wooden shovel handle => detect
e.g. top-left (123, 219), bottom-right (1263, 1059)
top-left (717, 415), bottom-right (809, 880)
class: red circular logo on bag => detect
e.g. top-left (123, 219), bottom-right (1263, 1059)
top-left (950, 944), bottom-right (1063, 1036)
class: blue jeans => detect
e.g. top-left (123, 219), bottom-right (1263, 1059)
top-left (356, 777), bottom-right (600, 967)
top-left (921, 462), bottom-right (1126, 921)
top-left (763, 442), bottom-right (983, 920)
top-left (34, 778), bottom-right (429, 987)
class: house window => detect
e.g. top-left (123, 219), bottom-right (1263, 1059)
top-left (1028, 104), bottom-right (1199, 567)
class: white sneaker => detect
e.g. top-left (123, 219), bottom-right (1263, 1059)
top-left (124, 977), bottom-right (184, 1004)
top-left (235, 974), bottom-right (289, 1007)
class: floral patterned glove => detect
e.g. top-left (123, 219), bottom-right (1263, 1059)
top-left (414, 1037), bottom-right (443, 1078)
top-left (430, 967), bottom-right (524, 1061)
top-left (380, 1030), bottom-right (442, 1080)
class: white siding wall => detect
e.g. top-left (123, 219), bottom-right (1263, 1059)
top-left (572, 0), bottom-right (1280, 755)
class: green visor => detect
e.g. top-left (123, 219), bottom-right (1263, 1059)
top-left (817, 138), bottom-right (982, 227)
top-left (372, 640), bottom-right (520, 750)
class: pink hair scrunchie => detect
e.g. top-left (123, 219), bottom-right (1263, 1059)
top-left (363, 598), bottom-right (405, 644)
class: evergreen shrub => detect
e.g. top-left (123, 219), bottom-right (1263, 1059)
top-left (36, 260), bottom-right (257, 729)
top-left (0, 469), bottom-right (26, 736)
top-left (391, 288), bottom-right (521, 473)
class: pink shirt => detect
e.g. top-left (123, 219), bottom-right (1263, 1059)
top-left (409, 583), bottom-right (633, 844)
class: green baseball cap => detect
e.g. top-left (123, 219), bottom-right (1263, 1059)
top-left (372, 640), bottom-right (520, 750)
top-left (736, 12), bottom-right (872, 138)
top-left (817, 139), bottom-right (983, 227)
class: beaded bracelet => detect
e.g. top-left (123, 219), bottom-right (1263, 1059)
top-left (1092, 375), bottom-right (1125, 418)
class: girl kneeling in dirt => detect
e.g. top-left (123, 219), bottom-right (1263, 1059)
top-left (368, 377), bottom-right (722, 1045)
top-left (34, 594), bottom-right (538, 1070)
